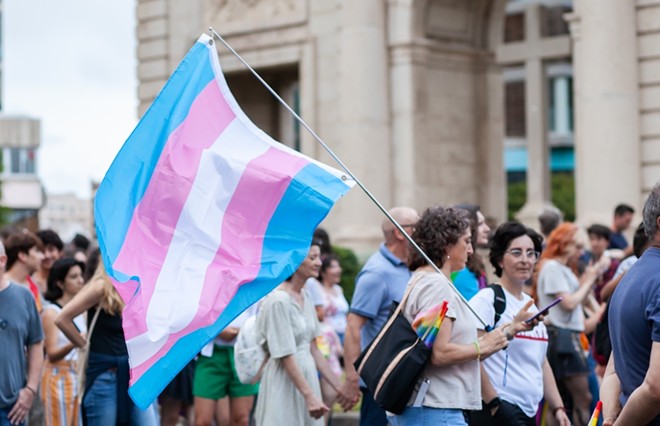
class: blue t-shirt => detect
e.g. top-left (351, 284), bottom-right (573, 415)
top-left (0, 283), bottom-right (43, 409)
top-left (609, 232), bottom-right (628, 250)
top-left (451, 267), bottom-right (479, 300)
top-left (349, 243), bottom-right (410, 351)
top-left (609, 247), bottom-right (660, 423)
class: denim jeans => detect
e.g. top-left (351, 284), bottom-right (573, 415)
top-left (388, 407), bottom-right (468, 426)
top-left (83, 369), bottom-right (159, 425)
top-left (0, 406), bottom-right (25, 426)
top-left (359, 387), bottom-right (388, 426)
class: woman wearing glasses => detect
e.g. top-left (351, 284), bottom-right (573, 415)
top-left (532, 223), bottom-right (609, 426)
top-left (469, 222), bottom-right (570, 425)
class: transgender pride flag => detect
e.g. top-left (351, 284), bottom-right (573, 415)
top-left (94, 34), bottom-right (354, 409)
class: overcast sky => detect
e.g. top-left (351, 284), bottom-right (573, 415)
top-left (4, 0), bottom-right (137, 198)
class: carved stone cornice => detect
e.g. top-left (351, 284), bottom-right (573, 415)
top-left (206, 0), bottom-right (307, 36)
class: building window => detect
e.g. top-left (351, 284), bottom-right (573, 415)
top-left (505, 80), bottom-right (526, 138)
top-left (504, 12), bottom-right (525, 42)
top-left (540, 5), bottom-right (571, 37)
top-left (547, 62), bottom-right (573, 145)
top-left (4, 147), bottom-right (36, 175)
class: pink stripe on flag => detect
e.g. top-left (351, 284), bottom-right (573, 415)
top-left (129, 147), bottom-right (309, 381)
top-left (114, 79), bottom-right (235, 339)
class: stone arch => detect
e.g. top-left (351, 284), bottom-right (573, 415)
top-left (388, 0), bottom-right (509, 220)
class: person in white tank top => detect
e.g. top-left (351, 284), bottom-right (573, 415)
top-left (41, 258), bottom-right (87, 426)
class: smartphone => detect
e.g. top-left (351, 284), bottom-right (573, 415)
top-left (526, 297), bottom-right (562, 324)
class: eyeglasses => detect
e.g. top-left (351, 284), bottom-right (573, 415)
top-left (400, 224), bottom-right (416, 229)
top-left (505, 248), bottom-right (540, 261)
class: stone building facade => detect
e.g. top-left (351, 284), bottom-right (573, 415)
top-left (135, 0), bottom-right (659, 254)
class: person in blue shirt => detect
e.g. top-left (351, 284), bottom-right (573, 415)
top-left (602, 182), bottom-right (660, 425)
top-left (608, 203), bottom-right (635, 255)
top-left (339, 206), bottom-right (418, 425)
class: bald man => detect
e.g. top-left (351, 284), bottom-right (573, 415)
top-left (338, 207), bottom-right (419, 425)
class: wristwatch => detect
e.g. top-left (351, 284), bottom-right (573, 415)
top-left (484, 396), bottom-right (501, 411)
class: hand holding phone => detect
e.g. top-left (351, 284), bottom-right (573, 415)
top-left (525, 297), bottom-right (562, 324)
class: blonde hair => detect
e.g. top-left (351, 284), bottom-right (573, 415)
top-left (91, 260), bottom-right (125, 315)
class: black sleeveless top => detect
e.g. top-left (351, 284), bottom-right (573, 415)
top-left (87, 306), bottom-right (128, 356)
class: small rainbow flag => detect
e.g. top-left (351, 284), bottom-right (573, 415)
top-left (412, 300), bottom-right (449, 348)
top-left (588, 400), bottom-right (602, 426)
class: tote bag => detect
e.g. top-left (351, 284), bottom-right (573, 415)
top-left (354, 275), bottom-right (432, 414)
top-left (74, 307), bottom-right (101, 408)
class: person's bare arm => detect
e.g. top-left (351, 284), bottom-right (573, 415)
top-left (542, 359), bottom-right (570, 426)
top-left (477, 330), bottom-right (499, 415)
top-left (612, 343), bottom-right (660, 425)
top-left (337, 313), bottom-right (367, 410)
top-left (584, 303), bottom-right (606, 335)
top-left (601, 273), bottom-right (625, 302)
top-left (55, 279), bottom-right (104, 348)
top-left (557, 272), bottom-right (598, 312)
top-left (430, 318), bottom-right (507, 367)
top-left (600, 354), bottom-right (622, 426)
top-left (42, 308), bottom-right (76, 362)
top-left (8, 341), bottom-right (44, 425)
top-left (280, 354), bottom-right (329, 419)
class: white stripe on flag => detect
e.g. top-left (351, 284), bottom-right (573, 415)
top-left (126, 118), bottom-right (271, 366)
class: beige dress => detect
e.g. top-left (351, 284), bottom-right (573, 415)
top-left (255, 289), bottom-right (323, 426)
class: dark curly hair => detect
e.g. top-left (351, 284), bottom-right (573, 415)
top-left (44, 258), bottom-right (85, 302)
top-left (489, 221), bottom-right (543, 277)
top-left (408, 206), bottom-right (471, 271)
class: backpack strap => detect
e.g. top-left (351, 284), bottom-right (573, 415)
top-left (487, 284), bottom-right (506, 327)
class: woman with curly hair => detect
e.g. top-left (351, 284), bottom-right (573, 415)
top-left (387, 206), bottom-right (534, 426)
top-left (534, 222), bottom-right (609, 426)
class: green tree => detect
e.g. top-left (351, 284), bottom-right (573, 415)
top-left (507, 172), bottom-right (576, 221)
top-left (332, 245), bottom-right (362, 304)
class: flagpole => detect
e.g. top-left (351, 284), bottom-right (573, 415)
top-left (209, 28), bottom-right (489, 329)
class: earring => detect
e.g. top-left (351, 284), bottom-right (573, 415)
top-left (447, 255), bottom-right (451, 260)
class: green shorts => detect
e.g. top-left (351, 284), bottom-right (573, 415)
top-left (193, 345), bottom-right (259, 400)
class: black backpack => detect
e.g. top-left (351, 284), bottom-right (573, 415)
top-left (487, 284), bottom-right (506, 328)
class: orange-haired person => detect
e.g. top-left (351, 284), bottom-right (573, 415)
top-left (533, 223), bottom-right (609, 426)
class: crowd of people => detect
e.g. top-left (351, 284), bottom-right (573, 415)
top-left (0, 181), bottom-right (658, 426)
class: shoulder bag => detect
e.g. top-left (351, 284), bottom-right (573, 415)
top-left (354, 275), bottom-right (432, 414)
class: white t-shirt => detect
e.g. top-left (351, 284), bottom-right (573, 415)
top-left (306, 278), bottom-right (349, 335)
top-left (613, 255), bottom-right (638, 279)
top-left (537, 260), bottom-right (584, 331)
top-left (402, 270), bottom-right (481, 410)
top-left (469, 286), bottom-right (548, 417)
top-left (304, 277), bottom-right (325, 307)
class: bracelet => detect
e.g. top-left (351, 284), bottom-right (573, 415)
top-left (553, 406), bottom-right (566, 416)
top-left (473, 340), bottom-right (481, 360)
top-left (25, 385), bottom-right (36, 396)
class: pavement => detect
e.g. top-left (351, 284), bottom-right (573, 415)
top-left (330, 410), bottom-right (360, 426)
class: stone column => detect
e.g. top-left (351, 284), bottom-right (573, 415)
top-left (388, 0), bottom-right (419, 209)
top-left (570, 1), bottom-right (641, 226)
top-left (515, 5), bottom-right (551, 227)
top-left (332, 0), bottom-right (392, 252)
